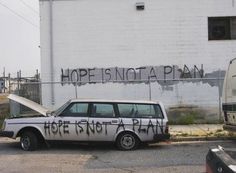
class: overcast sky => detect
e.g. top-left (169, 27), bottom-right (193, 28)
top-left (0, 0), bottom-right (39, 77)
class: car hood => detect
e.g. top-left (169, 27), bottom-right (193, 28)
top-left (8, 94), bottom-right (50, 116)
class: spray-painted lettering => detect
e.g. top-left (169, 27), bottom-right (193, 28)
top-left (44, 119), bottom-right (165, 136)
top-left (61, 65), bottom-right (204, 85)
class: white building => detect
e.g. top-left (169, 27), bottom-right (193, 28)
top-left (40, 0), bottom-right (236, 114)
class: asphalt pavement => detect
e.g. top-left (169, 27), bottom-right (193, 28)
top-left (0, 137), bottom-right (235, 173)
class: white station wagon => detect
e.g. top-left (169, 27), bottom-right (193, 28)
top-left (0, 94), bottom-right (170, 151)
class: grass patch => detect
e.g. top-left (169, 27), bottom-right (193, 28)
top-left (168, 110), bottom-right (197, 125)
top-left (178, 115), bottom-right (195, 125)
top-left (169, 114), bottom-right (195, 125)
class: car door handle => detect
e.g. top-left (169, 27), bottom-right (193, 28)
top-left (80, 119), bottom-right (87, 123)
top-left (111, 120), bottom-right (118, 124)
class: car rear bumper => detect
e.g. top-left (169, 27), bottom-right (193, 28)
top-left (0, 131), bottom-right (14, 138)
top-left (153, 133), bottom-right (170, 142)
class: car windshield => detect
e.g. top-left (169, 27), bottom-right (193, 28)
top-left (53, 100), bottom-right (71, 116)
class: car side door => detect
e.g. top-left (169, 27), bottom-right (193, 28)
top-left (88, 103), bottom-right (119, 141)
top-left (49, 102), bottom-right (89, 141)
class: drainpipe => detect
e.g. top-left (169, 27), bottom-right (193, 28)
top-left (49, 0), bottom-right (55, 105)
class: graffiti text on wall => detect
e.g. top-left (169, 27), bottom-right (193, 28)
top-left (61, 65), bottom-right (204, 85)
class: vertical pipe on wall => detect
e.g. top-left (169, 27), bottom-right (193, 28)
top-left (75, 85), bottom-right (78, 99)
top-left (148, 78), bottom-right (152, 101)
top-left (49, 0), bottom-right (55, 105)
top-left (3, 67), bottom-right (5, 93)
top-left (17, 71), bottom-right (20, 95)
top-left (218, 69), bottom-right (222, 122)
top-left (37, 69), bottom-right (42, 105)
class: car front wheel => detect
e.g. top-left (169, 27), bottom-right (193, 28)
top-left (20, 131), bottom-right (38, 151)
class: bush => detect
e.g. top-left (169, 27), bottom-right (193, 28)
top-left (0, 103), bottom-right (10, 129)
top-left (167, 105), bottom-right (220, 125)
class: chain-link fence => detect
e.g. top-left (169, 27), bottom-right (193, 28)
top-left (8, 75), bottom-right (225, 124)
top-left (5, 71), bottom-right (41, 116)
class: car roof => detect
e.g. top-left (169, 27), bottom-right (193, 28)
top-left (69, 98), bottom-right (160, 104)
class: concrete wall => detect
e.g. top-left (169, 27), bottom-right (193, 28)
top-left (40, 0), bottom-right (236, 110)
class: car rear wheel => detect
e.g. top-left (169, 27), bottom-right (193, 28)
top-left (20, 131), bottom-right (38, 151)
top-left (116, 132), bottom-right (139, 150)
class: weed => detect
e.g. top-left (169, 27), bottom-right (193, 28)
top-left (215, 129), bottom-right (223, 133)
top-left (181, 133), bottom-right (188, 137)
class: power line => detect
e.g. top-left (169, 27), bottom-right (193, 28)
top-left (0, 1), bottom-right (39, 28)
top-left (18, 0), bottom-right (39, 15)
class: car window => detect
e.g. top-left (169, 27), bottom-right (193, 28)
top-left (60, 103), bottom-right (88, 117)
top-left (135, 104), bottom-right (156, 118)
top-left (231, 75), bottom-right (236, 96)
top-left (117, 104), bottom-right (135, 118)
top-left (91, 103), bottom-right (115, 118)
top-left (153, 105), bottom-right (164, 118)
top-left (118, 103), bottom-right (163, 118)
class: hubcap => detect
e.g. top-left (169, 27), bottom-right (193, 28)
top-left (21, 136), bottom-right (30, 150)
top-left (121, 134), bottom-right (135, 150)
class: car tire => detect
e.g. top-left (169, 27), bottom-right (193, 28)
top-left (116, 132), bottom-right (139, 150)
top-left (20, 131), bottom-right (38, 151)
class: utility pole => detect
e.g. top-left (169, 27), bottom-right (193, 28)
top-left (17, 71), bottom-right (20, 95)
top-left (8, 73), bottom-right (10, 94)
